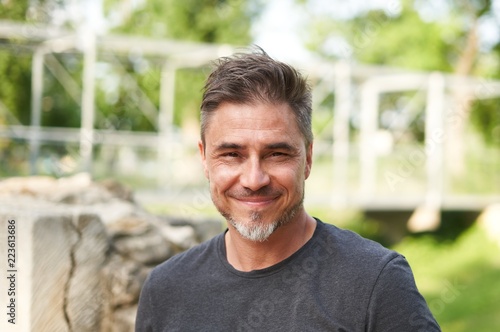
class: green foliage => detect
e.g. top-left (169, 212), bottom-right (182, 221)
top-left (103, 0), bottom-right (261, 128)
top-left (470, 98), bottom-right (500, 147)
top-left (0, 0), bottom-right (75, 130)
top-left (41, 53), bottom-right (83, 128)
top-left (173, 68), bottom-right (208, 126)
top-left (0, 0), bottom-right (29, 20)
top-left (0, 51), bottom-right (32, 125)
top-left (94, 56), bottom-right (160, 131)
top-left (0, 0), bottom-right (31, 126)
top-left (113, 0), bottom-right (256, 44)
top-left (349, 9), bottom-right (456, 71)
top-left (303, 0), bottom-right (473, 71)
top-left (393, 224), bottom-right (500, 331)
top-left (0, 0), bottom-right (260, 132)
top-left (300, 0), bottom-right (500, 148)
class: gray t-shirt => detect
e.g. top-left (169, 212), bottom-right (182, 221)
top-left (136, 219), bottom-right (440, 331)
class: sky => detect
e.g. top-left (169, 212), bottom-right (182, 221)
top-left (251, 0), bottom-right (312, 63)
top-left (252, 0), bottom-right (500, 62)
top-left (251, 0), bottom-right (401, 62)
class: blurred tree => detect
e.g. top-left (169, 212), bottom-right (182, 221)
top-left (299, 0), bottom-right (500, 164)
top-left (0, 0), bottom-right (81, 128)
top-left (0, 0), bottom-right (31, 125)
top-left (0, 0), bottom-right (261, 131)
top-left (0, 0), bottom-right (262, 176)
top-left (0, 0), bottom-right (29, 20)
top-left (302, 1), bottom-right (458, 70)
top-left (108, 0), bottom-right (257, 43)
top-left (100, 0), bottom-right (262, 130)
top-left (442, 0), bottom-right (498, 174)
top-left (0, 0), bottom-right (49, 175)
top-left (301, 0), bottom-right (498, 76)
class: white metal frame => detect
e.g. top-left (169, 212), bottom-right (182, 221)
top-left (1, 20), bottom-right (499, 210)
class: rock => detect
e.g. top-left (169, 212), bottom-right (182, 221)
top-left (158, 223), bottom-right (197, 251)
top-left (88, 201), bottom-right (143, 226)
top-left (0, 175), bottom-right (57, 197)
top-left (66, 214), bottom-right (111, 331)
top-left (52, 184), bottom-right (113, 205)
top-left (102, 254), bottom-right (150, 308)
top-left (111, 305), bottom-right (138, 332)
top-left (0, 210), bottom-right (109, 332)
top-left (0, 174), bottom-right (218, 331)
top-left (113, 228), bottom-right (174, 265)
top-left (107, 216), bottom-right (153, 238)
top-left (165, 216), bottom-right (223, 243)
top-left (98, 179), bottom-right (135, 202)
top-left (31, 213), bottom-right (79, 332)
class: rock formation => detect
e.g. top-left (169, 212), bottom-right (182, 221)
top-left (0, 173), bottom-right (222, 332)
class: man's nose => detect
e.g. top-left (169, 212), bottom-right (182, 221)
top-left (240, 157), bottom-right (270, 191)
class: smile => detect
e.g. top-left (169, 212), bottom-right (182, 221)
top-left (233, 196), bottom-right (278, 208)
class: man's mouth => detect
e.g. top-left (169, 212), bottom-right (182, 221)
top-left (234, 196), bottom-right (278, 207)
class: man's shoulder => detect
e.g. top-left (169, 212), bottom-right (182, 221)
top-left (315, 219), bottom-right (399, 266)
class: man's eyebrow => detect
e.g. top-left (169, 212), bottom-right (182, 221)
top-left (265, 142), bottom-right (298, 152)
top-left (213, 142), bottom-right (245, 151)
top-left (213, 142), bottom-right (298, 152)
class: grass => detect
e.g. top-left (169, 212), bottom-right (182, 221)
top-left (392, 224), bottom-right (500, 331)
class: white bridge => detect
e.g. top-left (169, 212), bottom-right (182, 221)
top-left (0, 21), bottom-right (499, 229)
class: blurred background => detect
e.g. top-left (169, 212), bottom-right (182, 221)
top-left (0, 0), bottom-right (499, 330)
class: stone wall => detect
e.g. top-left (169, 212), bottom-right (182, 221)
top-left (0, 173), bottom-right (222, 332)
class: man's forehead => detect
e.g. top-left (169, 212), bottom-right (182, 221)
top-left (208, 102), bottom-right (296, 128)
top-left (202, 101), bottom-right (307, 147)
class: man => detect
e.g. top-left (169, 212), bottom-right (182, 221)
top-left (136, 48), bottom-right (440, 331)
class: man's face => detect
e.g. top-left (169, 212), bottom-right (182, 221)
top-left (199, 102), bottom-right (313, 242)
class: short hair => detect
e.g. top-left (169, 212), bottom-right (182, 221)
top-left (200, 47), bottom-right (313, 146)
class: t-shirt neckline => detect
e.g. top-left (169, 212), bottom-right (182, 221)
top-left (216, 218), bottom-right (324, 278)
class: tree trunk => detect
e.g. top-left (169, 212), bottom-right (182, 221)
top-left (447, 18), bottom-right (479, 177)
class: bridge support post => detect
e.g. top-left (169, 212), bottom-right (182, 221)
top-left (332, 61), bottom-right (352, 207)
top-left (408, 72), bottom-right (445, 232)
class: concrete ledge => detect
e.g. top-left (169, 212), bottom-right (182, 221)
top-left (0, 208), bottom-right (110, 332)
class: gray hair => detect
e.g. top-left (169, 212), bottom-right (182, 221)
top-left (200, 47), bottom-right (313, 146)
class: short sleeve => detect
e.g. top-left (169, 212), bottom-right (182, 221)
top-left (135, 273), bottom-right (155, 332)
top-left (366, 255), bottom-right (441, 332)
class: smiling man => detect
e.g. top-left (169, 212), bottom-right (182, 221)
top-left (135, 48), bottom-right (440, 331)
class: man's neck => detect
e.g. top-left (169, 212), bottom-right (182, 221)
top-left (225, 211), bottom-right (317, 272)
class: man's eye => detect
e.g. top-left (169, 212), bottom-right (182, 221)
top-left (223, 152), bottom-right (239, 158)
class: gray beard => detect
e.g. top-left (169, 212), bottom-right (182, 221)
top-left (221, 194), bottom-right (304, 242)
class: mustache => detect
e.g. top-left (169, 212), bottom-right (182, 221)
top-left (227, 186), bottom-right (282, 198)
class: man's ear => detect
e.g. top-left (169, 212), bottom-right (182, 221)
top-left (305, 142), bottom-right (313, 179)
top-left (198, 140), bottom-right (209, 179)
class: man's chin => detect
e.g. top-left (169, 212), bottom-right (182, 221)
top-left (229, 219), bottom-right (278, 242)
